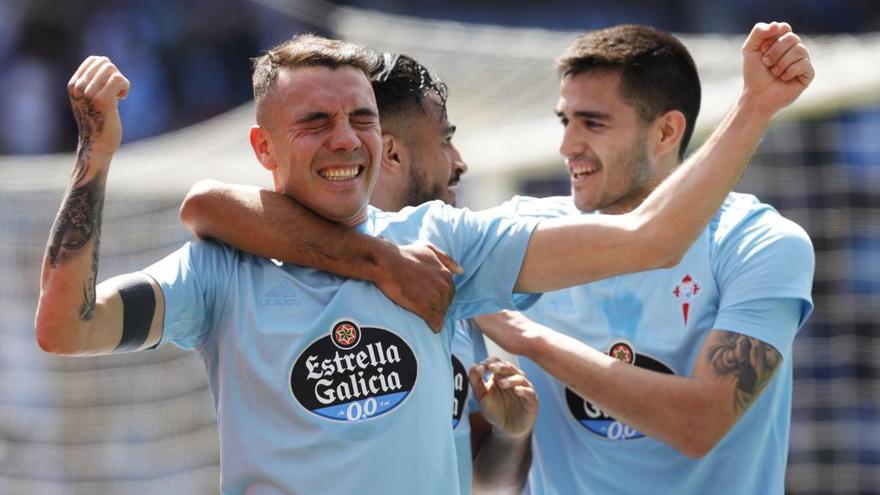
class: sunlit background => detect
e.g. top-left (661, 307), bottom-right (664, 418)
top-left (1, 1), bottom-right (879, 493)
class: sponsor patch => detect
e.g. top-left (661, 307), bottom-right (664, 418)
top-left (291, 320), bottom-right (418, 422)
top-left (566, 341), bottom-right (673, 440)
top-left (451, 354), bottom-right (468, 428)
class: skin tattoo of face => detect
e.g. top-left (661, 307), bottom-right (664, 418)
top-left (707, 331), bottom-right (782, 414)
top-left (47, 95), bottom-right (107, 321)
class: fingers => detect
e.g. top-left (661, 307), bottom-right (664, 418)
top-left (481, 356), bottom-right (523, 378)
top-left (69, 57), bottom-right (105, 98)
top-left (468, 361), bottom-right (489, 401)
top-left (742, 21), bottom-right (791, 54)
top-left (68, 56), bottom-right (130, 101)
top-left (427, 244), bottom-right (464, 275)
top-left (472, 356), bottom-right (538, 412)
top-left (759, 28), bottom-right (813, 87)
top-left (762, 32), bottom-right (808, 77)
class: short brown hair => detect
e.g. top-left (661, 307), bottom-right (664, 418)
top-left (557, 25), bottom-right (701, 160)
top-left (252, 34), bottom-right (373, 106)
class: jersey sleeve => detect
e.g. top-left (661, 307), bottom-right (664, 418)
top-left (424, 203), bottom-right (542, 321)
top-left (712, 210), bottom-right (815, 356)
top-left (142, 240), bottom-right (236, 350)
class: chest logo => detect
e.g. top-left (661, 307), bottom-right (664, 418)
top-left (451, 354), bottom-right (469, 428)
top-left (566, 341), bottom-right (674, 441)
top-left (672, 274), bottom-right (702, 326)
top-left (291, 320), bottom-right (418, 422)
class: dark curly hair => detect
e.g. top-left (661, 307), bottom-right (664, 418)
top-left (369, 52), bottom-right (449, 120)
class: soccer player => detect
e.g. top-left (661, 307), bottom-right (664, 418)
top-left (474, 24), bottom-right (815, 494)
top-left (35, 25), bottom-right (812, 494)
top-left (181, 51), bottom-right (538, 493)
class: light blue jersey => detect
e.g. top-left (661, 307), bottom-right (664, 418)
top-left (144, 201), bottom-right (539, 495)
top-left (451, 319), bottom-right (489, 494)
top-left (502, 193), bottom-right (814, 495)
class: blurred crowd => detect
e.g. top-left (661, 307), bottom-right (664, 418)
top-left (340, 0), bottom-right (880, 33)
top-left (3, 0), bottom-right (878, 155)
top-left (0, 0), bottom-right (307, 155)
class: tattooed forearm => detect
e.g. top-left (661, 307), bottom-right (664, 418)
top-left (70, 95), bottom-right (105, 182)
top-left (47, 170), bottom-right (106, 322)
top-left (707, 331), bottom-right (782, 414)
top-left (78, 235), bottom-right (100, 321)
top-left (48, 172), bottom-right (105, 268)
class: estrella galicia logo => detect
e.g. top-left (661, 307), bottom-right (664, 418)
top-left (566, 341), bottom-right (673, 440)
top-left (451, 354), bottom-right (468, 428)
top-left (291, 320), bottom-right (418, 422)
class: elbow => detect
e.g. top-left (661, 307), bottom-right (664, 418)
top-left (673, 412), bottom-right (728, 459)
top-left (35, 322), bottom-right (80, 356)
top-left (676, 436), bottom-right (718, 459)
top-left (179, 179), bottom-right (223, 238)
top-left (34, 310), bottom-right (86, 356)
top-left (633, 216), bottom-right (687, 270)
top-left (658, 249), bottom-right (685, 269)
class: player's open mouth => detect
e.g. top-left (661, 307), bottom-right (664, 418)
top-left (570, 163), bottom-right (599, 179)
top-left (319, 166), bottom-right (363, 181)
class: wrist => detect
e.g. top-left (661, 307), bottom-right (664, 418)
top-left (734, 92), bottom-right (777, 124)
top-left (492, 425), bottom-right (532, 444)
top-left (520, 325), bottom-right (552, 362)
top-left (367, 237), bottom-right (398, 284)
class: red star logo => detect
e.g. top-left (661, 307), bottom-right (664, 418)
top-left (609, 343), bottom-right (634, 364)
top-left (335, 323), bottom-right (357, 346)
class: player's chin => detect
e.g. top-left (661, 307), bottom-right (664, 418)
top-left (443, 188), bottom-right (457, 207)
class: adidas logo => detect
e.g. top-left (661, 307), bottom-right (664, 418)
top-left (260, 279), bottom-right (301, 306)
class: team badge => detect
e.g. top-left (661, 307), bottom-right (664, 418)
top-left (566, 341), bottom-right (673, 440)
top-left (451, 354), bottom-right (468, 428)
top-left (291, 320), bottom-right (418, 422)
top-left (333, 321), bottom-right (360, 348)
top-left (672, 274), bottom-right (701, 326)
top-left (609, 342), bottom-right (634, 364)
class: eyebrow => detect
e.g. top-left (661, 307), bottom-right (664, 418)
top-left (296, 108), bottom-right (379, 124)
top-left (555, 110), bottom-right (613, 121)
top-left (351, 108), bottom-right (379, 119)
top-left (297, 112), bottom-right (332, 124)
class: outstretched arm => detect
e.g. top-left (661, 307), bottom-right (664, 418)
top-left (515, 22), bottom-right (813, 293)
top-left (475, 309), bottom-right (792, 458)
top-left (469, 357), bottom-right (536, 493)
top-left (35, 57), bottom-right (165, 356)
top-left (180, 181), bottom-right (461, 331)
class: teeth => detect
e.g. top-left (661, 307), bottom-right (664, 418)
top-left (321, 167), bottom-right (360, 181)
top-left (571, 164), bottom-right (598, 178)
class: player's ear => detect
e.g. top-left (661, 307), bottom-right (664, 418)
top-left (651, 110), bottom-right (687, 159)
top-left (250, 125), bottom-right (276, 172)
top-left (382, 133), bottom-right (406, 173)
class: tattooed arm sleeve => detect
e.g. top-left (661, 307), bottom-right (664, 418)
top-left (706, 329), bottom-right (783, 414)
top-left (35, 56), bottom-right (163, 355)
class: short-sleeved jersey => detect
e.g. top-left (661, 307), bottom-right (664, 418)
top-left (501, 193), bottom-right (814, 495)
top-left (143, 201), bottom-right (539, 495)
top-left (451, 319), bottom-right (489, 494)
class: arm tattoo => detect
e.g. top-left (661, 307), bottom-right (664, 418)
top-left (70, 94), bottom-right (104, 182)
top-left (78, 237), bottom-right (100, 321)
top-left (48, 93), bottom-right (108, 321)
top-left (707, 331), bottom-right (782, 414)
top-left (114, 274), bottom-right (157, 352)
top-left (47, 168), bottom-right (105, 322)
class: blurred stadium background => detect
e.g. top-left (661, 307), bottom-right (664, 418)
top-left (1, 0), bottom-right (879, 493)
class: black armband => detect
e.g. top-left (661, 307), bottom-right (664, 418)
top-left (114, 273), bottom-right (157, 351)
